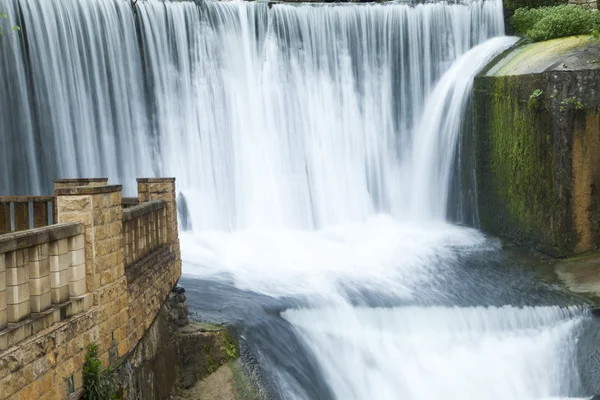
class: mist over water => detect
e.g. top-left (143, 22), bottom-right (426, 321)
top-left (0, 0), bottom-right (593, 398)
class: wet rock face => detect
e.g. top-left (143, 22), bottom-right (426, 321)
top-left (166, 286), bottom-right (191, 327)
top-left (115, 309), bottom-right (178, 400)
top-left (173, 322), bottom-right (239, 390)
top-left (474, 54), bottom-right (600, 257)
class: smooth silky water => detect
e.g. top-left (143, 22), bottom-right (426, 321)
top-left (1, 0), bottom-right (598, 398)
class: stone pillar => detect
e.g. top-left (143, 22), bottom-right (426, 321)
top-left (49, 238), bottom-right (70, 304)
top-left (55, 185), bottom-right (124, 303)
top-left (54, 179), bottom-right (108, 223)
top-left (5, 248), bottom-right (30, 322)
top-left (28, 243), bottom-right (51, 313)
top-left (136, 178), bottom-right (180, 256)
top-left (0, 253), bottom-right (6, 329)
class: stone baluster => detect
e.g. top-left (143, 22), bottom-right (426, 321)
top-left (69, 234), bottom-right (86, 297)
top-left (28, 242), bottom-right (51, 313)
top-left (6, 249), bottom-right (30, 322)
top-left (49, 238), bottom-right (70, 304)
top-left (0, 253), bottom-right (6, 329)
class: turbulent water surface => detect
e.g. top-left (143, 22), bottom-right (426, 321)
top-left (1, 0), bottom-right (597, 398)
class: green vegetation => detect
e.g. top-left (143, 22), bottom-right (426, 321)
top-left (559, 96), bottom-right (585, 111)
top-left (512, 5), bottom-right (600, 42)
top-left (230, 362), bottom-right (263, 400)
top-left (224, 332), bottom-right (238, 360)
top-left (528, 89), bottom-right (544, 110)
top-left (0, 11), bottom-right (20, 39)
top-left (504, 0), bottom-right (567, 33)
top-left (83, 343), bottom-right (116, 400)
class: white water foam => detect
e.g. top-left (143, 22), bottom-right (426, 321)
top-left (283, 306), bottom-right (587, 400)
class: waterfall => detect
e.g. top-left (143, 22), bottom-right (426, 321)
top-left (1, 0), bottom-right (504, 227)
top-left (3, 1), bottom-right (591, 399)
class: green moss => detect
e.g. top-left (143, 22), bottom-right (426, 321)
top-left (475, 75), bottom-right (566, 254)
top-left (230, 361), bottom-right (264, 400)
top-left (224, 331), bottom-right (238, 360)
top-left (202, 344), bottom-right (218, 375)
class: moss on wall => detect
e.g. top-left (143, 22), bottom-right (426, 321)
top-left (474, 69), bottom-right (600, 257)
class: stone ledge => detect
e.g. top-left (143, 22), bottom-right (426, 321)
top-left (122, 197), bottom-right (140, 207)
top-left (0, 223), bottom-right (84, 253)
top-left (137, 178), bottom-right (176, 183)
top-left (55, 178), bottom-right (108, 185)
top-left (122, 200), bottom-right (166, 222)
top-left (0, 293), bottom-right (92, 351)
top-left (55, 185), bottom-right (122, 196)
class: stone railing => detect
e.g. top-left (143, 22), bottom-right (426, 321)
top-left (0, 196), bottom-right (56, 235)
top-left (122, 200), bottom-right (167, 268)
top-left (0, 223), bottom-right (91, 350)
top-left (0, 177), bottom-right (182, 400)
top-left (122, 197), bottom-right (140, 208)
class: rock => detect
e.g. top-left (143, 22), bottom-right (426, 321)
top-left (173, 286), bottom-right (186, 295)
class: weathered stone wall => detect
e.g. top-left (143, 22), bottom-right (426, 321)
top-left (567, 0), bottom-right (598, 9)
top-left (0, 178), bottom-right (182, 400)
top-left (474, 44), bottom-right (600, 257)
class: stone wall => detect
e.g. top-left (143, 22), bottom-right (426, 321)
top-left (0, 178), bottom-right (182, 400)
top-left (567, 0), bottom-right (598, 9)
top-left (474, 38), bottom-right (600, 257)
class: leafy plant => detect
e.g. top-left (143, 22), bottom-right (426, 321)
top-left (512, 5), bottom-right (600, 42)
top-left (0, 11), bottom-right (20, 39)
top-left (528, 89), bottom-right (544, 110)
top-left (504, 0), bottom-right (567, 33)
top-left (559, 96), bottom-right (585, 111)
top-left (83, 343), bottom-right (116, 400)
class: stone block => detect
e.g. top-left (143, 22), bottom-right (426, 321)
top-left (0, 253), bottom-right (4, 272)
top-left (14, 249), bottom-right (28, 267)
top-left (50, 269), bottom-right (70, 289)
top-left (28, 243), bottom-right (49, 262)
top-left (29, 259), bottom-right (50, 279)
top-left (7, 282), bottom-right (29, 304)
top-left (6, 264), bottom-right (28, 286)
top-left (51, 284), bottom-right (69, 305)
top-left (0, 307), bottom-right (6, 330)
top-left (57, 196), bottom-right (91, 212)
top-left (69, 279), bottom-right (86, 297)
top-left (29, 276), bottom-right (50, 296)
top-left (30, 292), bottom-right (51, 313)
top-left (7, 300), bottom-right (30, 322)
top-left (70, 264), bottom-right (86, 282)
top-left (71, 249), bottom-right (85, 266)
top-left (49, 252), bottom-right (72, 273)
top-left (66, 293), bottom-right (92, 317)
top-left (49, 238), bottom-right (68, 256)
top-left (0, 270), bottom-right (5, 291)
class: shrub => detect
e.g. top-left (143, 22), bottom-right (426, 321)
top-left (512, 5), bottom-right (600, 42)
top-left (83, 343), bottom-right (115, 400)
top-left (504, 0), bottom-right (567, 33)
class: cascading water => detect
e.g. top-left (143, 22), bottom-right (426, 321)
top-left (1, 0), bottom-right (595, 398)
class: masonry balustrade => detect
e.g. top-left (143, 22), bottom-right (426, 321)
top-left (0, 223), bottom-right (87, 350)
top-left (122, 200), bottom-right (167, 269)
top-left (0, 178), bottom-right (176, 352)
